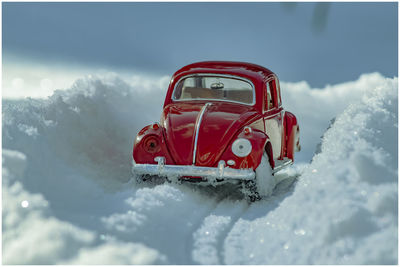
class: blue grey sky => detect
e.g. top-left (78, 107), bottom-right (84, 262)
top-left (2, 2), bottom-right (398, 87)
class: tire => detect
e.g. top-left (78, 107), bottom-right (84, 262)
top-left (242, 180), bottom-right (261, 202)
top-left (132, 173), bottom-right (146, 185)
top-left (242, 153), bottom-right (275, 202)
top-left (133, 174), bottom-right (167, 187)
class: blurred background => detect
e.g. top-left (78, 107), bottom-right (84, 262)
top-left (2, 2), bottom-right (398, 98)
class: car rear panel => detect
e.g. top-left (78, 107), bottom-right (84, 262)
top-left (162, 101), bottom-right (260, 167)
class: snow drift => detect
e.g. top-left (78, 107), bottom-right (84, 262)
top-left (2, 72), bottom-right (397, 264)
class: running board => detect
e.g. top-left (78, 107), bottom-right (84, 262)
top-left (272, 158), bottom-right (293, 174)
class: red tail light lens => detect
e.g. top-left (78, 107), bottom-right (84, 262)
top-left (244, 126), bottom-right (252, 135)
top-left (143, 135), bottom-right (160, 153)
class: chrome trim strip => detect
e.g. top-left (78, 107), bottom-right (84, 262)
top-left (171, 73), bottom-right (256, 106)
top-left (264, 112), bottom-right (279, 119)
top-left (272, 158), bottom-right (293, 174)
top-left (193, 103), bottom-right (211, 165)
top-left (174, 98), bottom-right (253, 106)
top-left (132, 159), bottom-right (255, 182)
top-left (280, 110), bottom-right (286, 158)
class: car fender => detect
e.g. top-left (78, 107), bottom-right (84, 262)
top-left (132, 123), bottom-right (174, 165)
top-left (284, 112), bottom-right (300, 160)
top-left (218, 127), bottom-right (271, 170)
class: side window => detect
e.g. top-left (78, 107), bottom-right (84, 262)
top-left (265, 82), bottom-right (274, 110)
top-left (275, 78), bottom-right (282, 107)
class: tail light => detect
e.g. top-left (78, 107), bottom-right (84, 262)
top-left (244, 126), bottom-right (252, 135)
top-left (143, 135), bottom-right (161, 153)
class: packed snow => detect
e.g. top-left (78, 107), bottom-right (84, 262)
top-left (2, 72), bottom-right (397, 264)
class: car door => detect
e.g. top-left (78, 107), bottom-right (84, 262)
top-left (263, 77), bottom-right (284, 160)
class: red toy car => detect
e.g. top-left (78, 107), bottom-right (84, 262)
top-left (132, 61), bottom-right (300, 200)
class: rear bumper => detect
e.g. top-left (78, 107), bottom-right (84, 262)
top-left (132, 157), bottom-right (255, 183)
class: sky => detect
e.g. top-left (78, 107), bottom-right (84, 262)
top-left (2, 2), bottom-right (398, 98)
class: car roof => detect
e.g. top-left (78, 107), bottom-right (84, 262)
top-left (171, 61), bottom-right (275, 82)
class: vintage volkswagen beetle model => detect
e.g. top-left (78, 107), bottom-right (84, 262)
top-left (132, 61), bottom-right (300, 200)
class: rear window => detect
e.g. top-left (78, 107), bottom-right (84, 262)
top-left (173, 75), bottom-right (254, 105)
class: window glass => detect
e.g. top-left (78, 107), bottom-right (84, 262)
top-left (266, 82), bottom-right (274, 110)
top-left (275, 78), bottom-right (282, 106)
top-left (173, 75), bottom-right (254, 105)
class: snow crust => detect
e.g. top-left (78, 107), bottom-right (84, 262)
top-left (2, 72), bottom-right (397, 264)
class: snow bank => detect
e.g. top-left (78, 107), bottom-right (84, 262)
top-left (2, 72), bottom-right (397, 264)
top-left (281, 72), bottom-right (394, 162)
top-left (224, 76), bottom-right (398, 264)
top-left (2, 75), bottom-right (169, 264)
top-left (2, 149), bottom-right (165, 264)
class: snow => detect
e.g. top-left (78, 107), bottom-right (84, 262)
top-left (223, 77), bottom-right (398, 264)
top-left (2, 72), bottom-right (397, 264)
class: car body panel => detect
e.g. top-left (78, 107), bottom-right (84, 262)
top-left (161, 101), bottom-right (261, 167)
top-left (264, 108), bottom-right (284, 159)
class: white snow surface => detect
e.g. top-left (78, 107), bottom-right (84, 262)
top-left (2, 72), bottom-right (398, 264)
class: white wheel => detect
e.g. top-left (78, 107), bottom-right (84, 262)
top-left (242, 152), bottom-right (276, 201)
top-left (255, 153), bottom-right (276, 197)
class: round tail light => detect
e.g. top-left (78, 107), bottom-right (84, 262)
top-left (143, 135), bottom-right (161, 153)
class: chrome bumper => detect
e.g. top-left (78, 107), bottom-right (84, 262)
top-left (132, 157), bottom-right (255, 183)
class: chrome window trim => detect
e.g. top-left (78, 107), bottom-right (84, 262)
top-left (264, 112), bottom-right (279, 120)
top-left (192, 102), bottom-right (211, 165)
top-left (171, 73), bottom-right (256, 106)
top-left (265, 76), bottom-right (282, 109)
